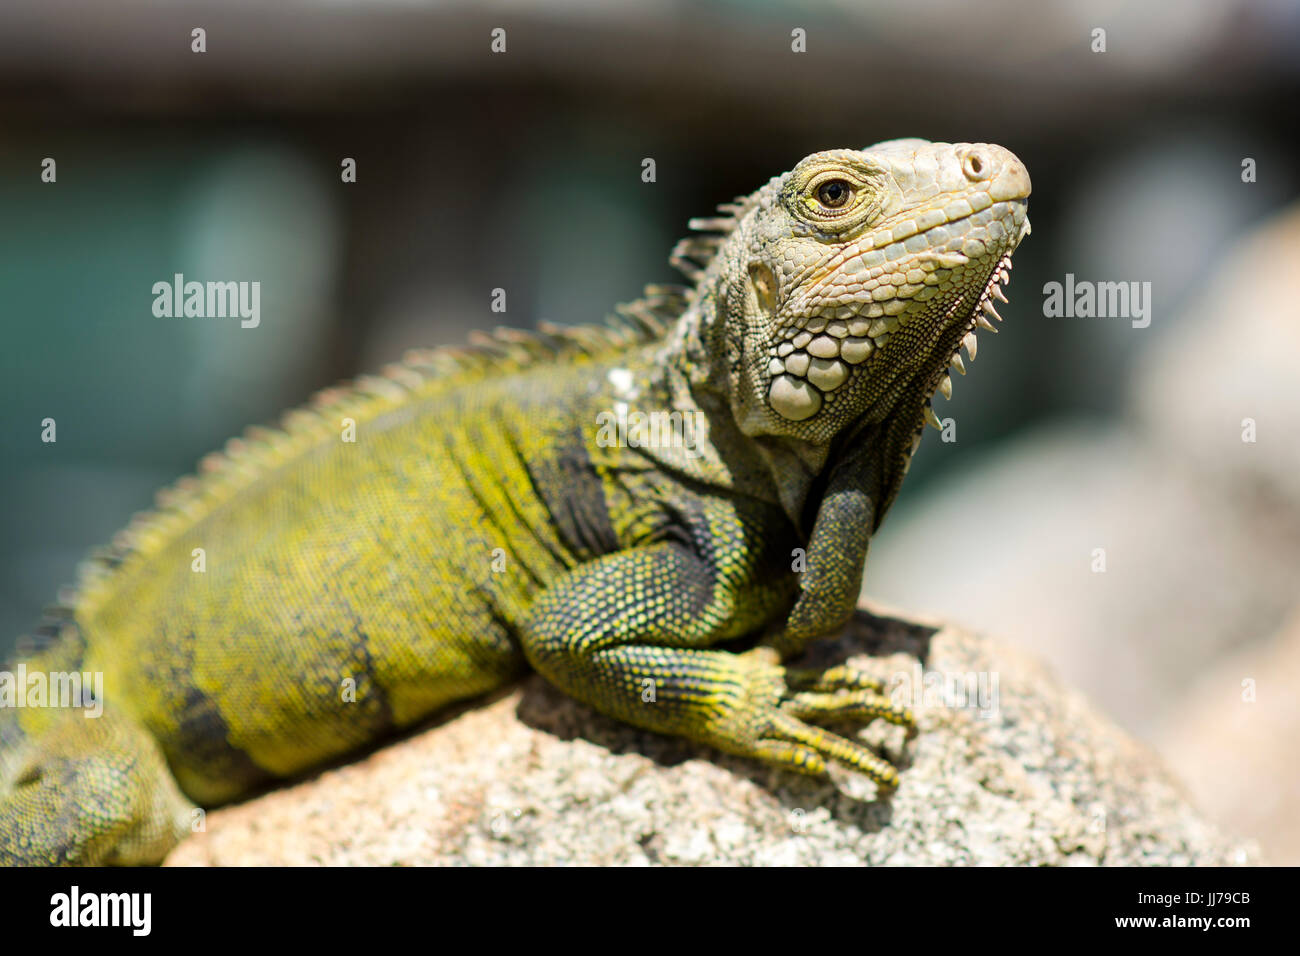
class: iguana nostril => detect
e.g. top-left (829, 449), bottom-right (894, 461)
top-left (990, 153), bottom-right (1032, 201)
top-left (963, 152), bottom-right (988, 179)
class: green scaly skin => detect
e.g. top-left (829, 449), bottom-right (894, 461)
top-left (0, 139), bottom-right (1030, 864)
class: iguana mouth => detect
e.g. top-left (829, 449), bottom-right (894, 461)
top-left (918, 214), bottom-right (1033, 423)
top-left (764, 203), bottom-right (1030, 425)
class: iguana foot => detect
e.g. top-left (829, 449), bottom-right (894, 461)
top-left (721, 647), bottom-right (914, 789)
top-left (523, 544), bottom-right (916, 793)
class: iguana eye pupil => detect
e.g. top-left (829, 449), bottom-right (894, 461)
top-left (817, 180), bottom-right (852, 208)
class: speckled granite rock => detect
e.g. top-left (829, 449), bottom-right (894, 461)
top-left (165, 603), bottom-right (1257, 866)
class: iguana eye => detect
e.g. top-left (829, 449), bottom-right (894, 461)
top-left (816, 180), bottom-right (853, 208)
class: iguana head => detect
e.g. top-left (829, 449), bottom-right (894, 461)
top-left (677, 139), bottom-right (1030, 452)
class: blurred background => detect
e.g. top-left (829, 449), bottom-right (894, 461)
top-left (1, 0), bottom-right (1298, 860)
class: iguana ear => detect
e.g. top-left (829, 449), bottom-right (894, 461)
top-left (668, 195), bottom-right (755, 281)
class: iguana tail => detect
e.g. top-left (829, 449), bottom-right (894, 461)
top-left (0, 614), bottom-right (192, 865)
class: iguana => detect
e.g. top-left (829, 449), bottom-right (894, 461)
top-left (0, 139), bottom-right (1030, 865)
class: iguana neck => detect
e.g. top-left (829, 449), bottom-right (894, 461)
top-left (644, 291), bottom-right (898, 535)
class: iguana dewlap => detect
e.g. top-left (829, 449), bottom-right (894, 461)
top-left (0, 140), bottom-right (1030, 864)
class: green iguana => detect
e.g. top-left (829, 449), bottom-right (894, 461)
top-left (0, 139), bottom-right (1030, 864)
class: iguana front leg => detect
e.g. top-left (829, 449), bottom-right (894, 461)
top-left (521, 539), bottom-right (911, 788)
top-left (762, 434), bottom-right (886, 660)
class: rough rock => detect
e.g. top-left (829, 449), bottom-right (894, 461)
top-left (166, 604), bottom-right (1256, 866)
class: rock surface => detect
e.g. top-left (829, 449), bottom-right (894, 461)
top-left (166, 604), bottom-right (1256, 866)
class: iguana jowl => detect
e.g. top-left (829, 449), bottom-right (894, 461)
top-left (0, 139), bottom-right (1030, 864)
